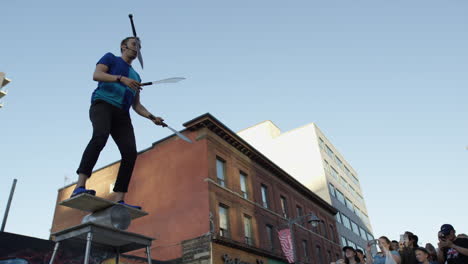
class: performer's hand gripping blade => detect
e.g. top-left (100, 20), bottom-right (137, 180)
top-left (161, 122), bottom-right (193, 143)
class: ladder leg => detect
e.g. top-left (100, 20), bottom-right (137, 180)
top-left (84, 232), bottom-right (93, 264)
top-left (48, 242), bottom-right (60, 264)
top-left (146, 246), bottom-right (152, 264)
top-left (115, 248), bottom-right (120, 264)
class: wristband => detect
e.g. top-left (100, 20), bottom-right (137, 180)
top-left (148, 114), bottom-right (156, 120)
top-left (116, 75), bottom-right (122, 83)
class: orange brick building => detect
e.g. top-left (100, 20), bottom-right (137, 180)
top-left (51, 113), bottom-right (341, 264)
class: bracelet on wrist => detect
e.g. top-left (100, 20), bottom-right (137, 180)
top-left (116, 75), bottom-right (122, 83)
top-left (148, 114), bottom-right (156, 120)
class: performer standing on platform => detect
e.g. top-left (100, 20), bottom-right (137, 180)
top-left (72, 37), bottom-right (164, 209)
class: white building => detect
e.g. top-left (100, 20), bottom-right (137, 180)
top-left (238, 121), bottom-right (374, 251)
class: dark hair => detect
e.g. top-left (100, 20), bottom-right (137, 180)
top-left (404, 231), bottom-right (418, 248)
top-left (413, 235), bottom-right (419, 248)
top-left (391, 240), bottom-right (398, 244)
top-left (344, 255), bottom-right (361, 264)
top-left (415, 247), bottom-right (429, 256)
top-left (120, 37), bottom-right (136, 53)
top-left (379, 236), bottom-right (394, 251)
top-left (425, 243), bottom-right (438, 261)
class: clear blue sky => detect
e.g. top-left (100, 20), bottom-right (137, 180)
top-left (1, 0), bottom-right (467, 248)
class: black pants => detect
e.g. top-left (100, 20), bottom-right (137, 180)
top-left (77, 100), bottom-right (137, 193)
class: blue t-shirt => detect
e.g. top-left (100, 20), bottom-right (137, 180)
top-left (373, 251), bottom-right (400, 264)
top-left (91, 52), bottom-right (141, 111)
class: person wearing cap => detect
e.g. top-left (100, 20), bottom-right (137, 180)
top-left (335, 246), bottom-right (362, 264)
top-left (414, 247), bottom-right (435, 264)
top-left (366, 236), bottom-right (401, 264)
top-left (437, 224), bottom-right (468, 264)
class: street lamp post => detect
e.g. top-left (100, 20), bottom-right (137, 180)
top-left (0, 72), bottom-right (12, 109)
top-left (284, 213), bottom-right (323, 264)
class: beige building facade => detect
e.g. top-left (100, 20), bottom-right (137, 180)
top-left (238, 121), bottom-right (374, 251)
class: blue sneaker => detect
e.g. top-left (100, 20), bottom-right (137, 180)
top-left (71, 187), bottom-right (96, 198)
top-left (117, 200), bottom-right (142, 210)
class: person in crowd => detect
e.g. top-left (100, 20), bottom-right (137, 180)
top-left (424, 243), bottom-right (439, 264)
top-left (356, 249), bottom-right (366, 264)
top-left (400, 231), bottom-right (418, 264)
top-left (437, 224), bottom-right (468, 264)
top-left (366, 236), bottom-right (401, 264)
top-left (333, 246), bottom-right (362, 264)
top-left (392, 240), bottom-right (400, 253)
top-left (415, 247), bottom-right (434, 264)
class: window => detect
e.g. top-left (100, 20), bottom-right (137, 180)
top-left (341, 236), bottom-right (347, 246)
top-left (319, 137), bottom-right (325, 149)
top-left (316, 246), bottom-right (324, 264)
top-left (335, 212), bottom-right (342, 224)
top-left (296, 206), bottom-right (304, 226)
top-left (330, 167), bottom-right (339, 179)
top-left (296, 206), bottom-right (303, 218)
top-left (302, 240), bottom-right (309, 260)
top-left (244, 215), bottom-right (253, 245)
top-left (216, 158), bottom-right (226, 187)
top-left (219, 204), bottom-right (230, 237)
top-left (351, 173), bottom-right (359, 184)
top-left (280, 196), bottom-right (288, 218)
top-left (351, 221), bottom-right (359, 235)
top-left (359, 227), bottom-right (367, 240)
top-left (348, 241), bottom-right (356, 249)
top-left (327, 250), bottom-right (332, 264)
top-left (341, 214), bottom-right (351, 229)
top-left (322, 222), bottom-right (329, 239)
top-left (354, 206), bottom-right (361, 217)
top-left (345, 198), bottom-right (354, 211)
top-left (367, 232), bottom-right (374, 241)
top-left (266, 225), bottom-right (274, 250)
top-left (240, 172), bottom-right (248, 199)
top-left (340, 176), bottom-right (348, 189)
top-left (335, 156), bottom-right (343, 169)
top-left (344, 166), bottom-right (351, 177)
top-left (336, 190), bottom-right (345, 204)
top-left (325, 145), bottom-right (334, 159)
top-left (330, 225), bottom-right (336, 242)
top-left (328, 183), bottom-right (336, 197)
top-left (261, 184), bottom-right (269, 208)
top-left (323, 160), bottom-right (330, 173)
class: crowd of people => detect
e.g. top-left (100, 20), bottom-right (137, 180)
top-left (331, 224), bottom-right (468, 264)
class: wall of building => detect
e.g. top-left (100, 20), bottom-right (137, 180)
top-left (238, 120), bottom-right (375, 252)
top-left (205, 129), bottom-right (341, 264)
top-left (212, 243), bottom-right (268, 264)
top-left (238, 122), bottom-right (329, 203)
